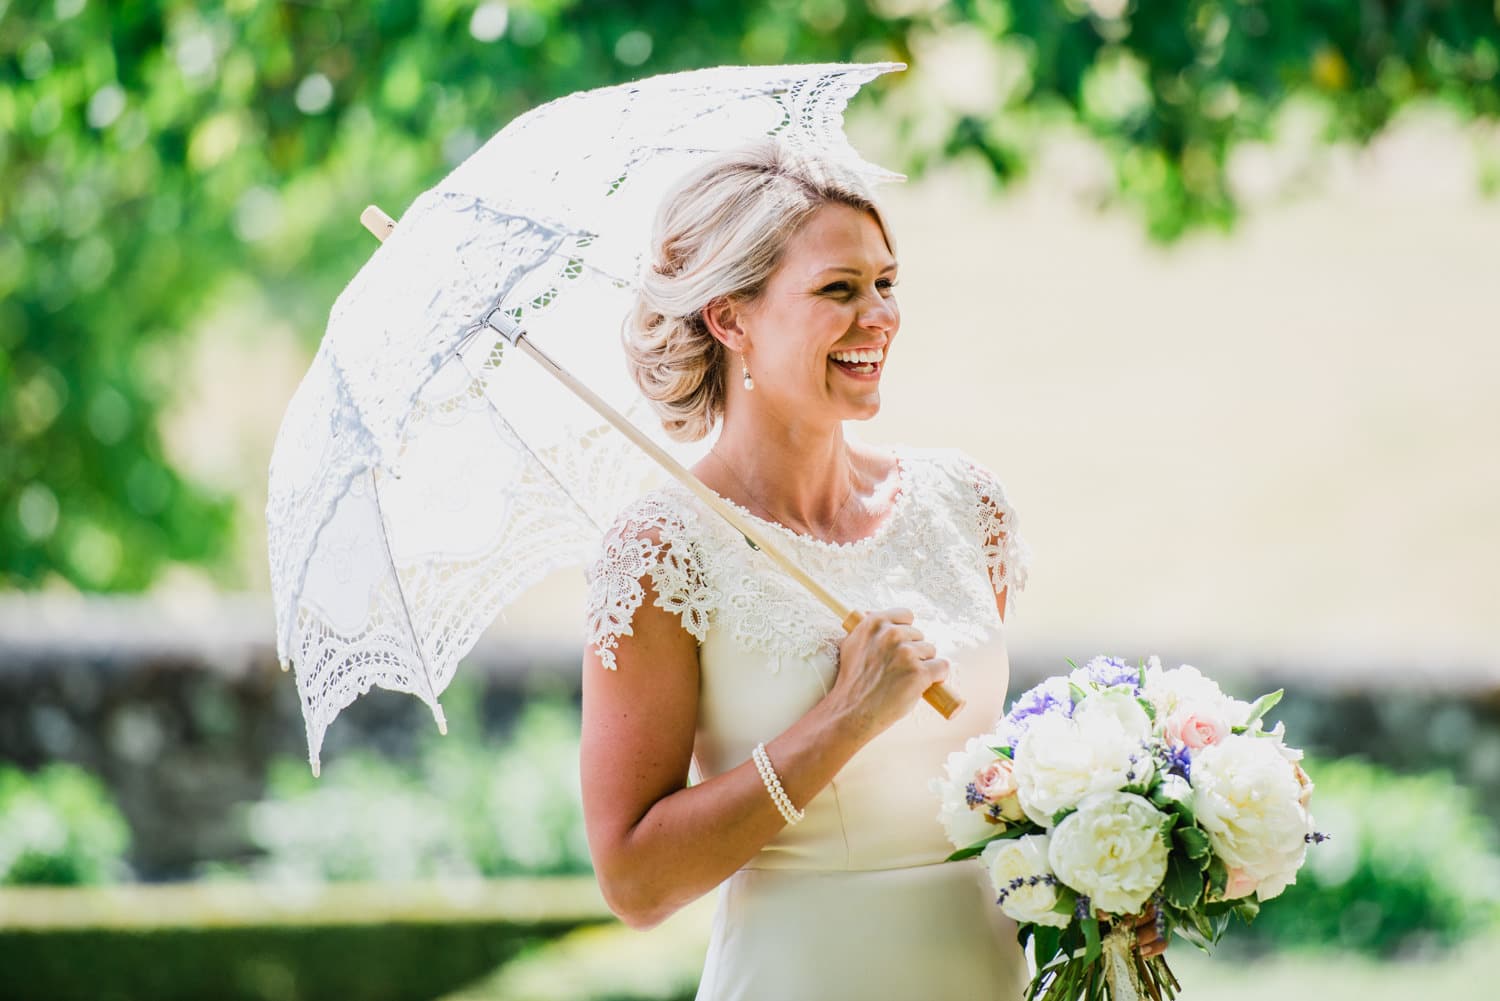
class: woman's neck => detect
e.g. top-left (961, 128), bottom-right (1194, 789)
top-left (701, 410), bottom-right (878, 538)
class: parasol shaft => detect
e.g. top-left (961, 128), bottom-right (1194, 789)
top-left (361, 205), bottom-right (963, 720)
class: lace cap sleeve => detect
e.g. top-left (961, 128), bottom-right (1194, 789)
top-left (959, 455), bottom-right (1032, 609)
top-left (584, 493), bottom-right (718, 670)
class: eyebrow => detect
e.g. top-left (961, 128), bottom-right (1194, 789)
top-left (815, 263), bottom-right (899, 277)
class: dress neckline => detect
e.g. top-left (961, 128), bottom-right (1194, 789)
top-left (684, 446), bottom-right (914, 552)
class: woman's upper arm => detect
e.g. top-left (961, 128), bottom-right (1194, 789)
top-left (579, 513), bottom-right (712, 878)
top-left (581, 570), bottom-right (700, 854)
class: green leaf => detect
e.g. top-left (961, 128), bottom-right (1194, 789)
top-left (1052, 885), bottom-right (1079, 916)
top-left (1206, 855), bottom-right (1229, 898)
top-left (990, 744), bottom-right (1014, 759)
top-left (1164, 853), bottom-right (1204, 909)
top-left (944, 821), bottom-right (1037, 861)
top-left (1173, 826), bottom-right (1211, 860)
top-left (1082, 910), bottom-right (1102, 965)
top-left (1241, 689), bottom-right (1284, 729)
top-left (1233, 896), bottom-right (1262, 924)
top-left (1137, 696), bottom-right (1156, 722)
top-left (1068, 681), bottom-right (1090, 704)
top-left (1032, 924), bottom-right (1063, 965)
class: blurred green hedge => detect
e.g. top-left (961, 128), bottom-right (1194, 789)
top-left (1232, 755), bottom-right (1500, 957)
top-left (0, 762), bottom-right (131, 886)
top-left (236, 693), bottom-right (591, 883)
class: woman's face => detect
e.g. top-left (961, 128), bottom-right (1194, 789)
top-left (732, 201), bottom-right (899, 425)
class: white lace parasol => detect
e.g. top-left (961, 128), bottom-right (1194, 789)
top-left (266, 63), bottom-right (906, 773)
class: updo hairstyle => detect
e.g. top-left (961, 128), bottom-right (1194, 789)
top-left (624, 139), bottom-right (894, 442)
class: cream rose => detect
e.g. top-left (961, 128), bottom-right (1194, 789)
top-left (1191, 734), bottom-right (1313, 900)
top-left (1047, 791), bottom-right (1170, 915)
top-left (982, 834), bottom-right (1070, 928)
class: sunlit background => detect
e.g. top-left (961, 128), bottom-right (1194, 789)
top-left (3, 1), bottom-right (1498, 999)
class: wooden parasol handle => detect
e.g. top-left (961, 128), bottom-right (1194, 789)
top-left (360, 204), bottom-right (965, 720)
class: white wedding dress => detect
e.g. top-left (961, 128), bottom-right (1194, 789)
top-left (585, 445), bottom-right (1035, 1001)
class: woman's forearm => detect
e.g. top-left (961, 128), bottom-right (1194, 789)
top-left (594, 699), bottom-right (868, 929)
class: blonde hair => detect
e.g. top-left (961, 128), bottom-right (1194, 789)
top-left (624, 139), bottom-right (894, 442)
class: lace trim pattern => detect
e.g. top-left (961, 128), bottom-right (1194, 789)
top-left (964, 458), bottom-right (1032, 611)
top-left (586, 496), bottom-right (718, 670)
top-left (584, 449), bottom-right (1031, 672)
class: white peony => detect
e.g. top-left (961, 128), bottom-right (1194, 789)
top-left (1141, 663), bottom-right (1251, 728)
top-left (1048, 791), bottom-right (1170, 916)
top-left (934, 736), bottom-right (1007, 851)
top-left (1072, 688), bottom-right (1153, 742)
top-left (982, 834), bottom-right (1071, 928)
top-left (1191, 734), bottom-right (1313, 900)
top-left (1013, 692), bottom-right (1153, 825)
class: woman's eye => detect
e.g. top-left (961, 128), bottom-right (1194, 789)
top-left (820, 282), bottom-right (851, 295)
top-left (877, 278), bottom-right (898, 293)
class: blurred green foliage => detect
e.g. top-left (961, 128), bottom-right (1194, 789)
top-left (3, 0), bottom-right (1498, 590)
top-left (240, 693), bottom-right (591, 882)
top-left (1235, 755), bottom-right (1500, 957)
top-left (0, 762), bottom-right (131, 885)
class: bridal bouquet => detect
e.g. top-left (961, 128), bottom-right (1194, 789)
top-left (933, 656), bottom-right (1323, 1001)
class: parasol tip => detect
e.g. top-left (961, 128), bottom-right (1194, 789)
top-left (360, 204), bottom-right (396, 243)
top-left (433, 701), bottom-right (448, 736)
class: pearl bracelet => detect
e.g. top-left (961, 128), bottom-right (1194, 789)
top-left (752, 742), bottom-right (805, 825)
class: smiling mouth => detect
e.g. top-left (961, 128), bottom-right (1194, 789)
top-left (829, 350), bottom-right (884, 377)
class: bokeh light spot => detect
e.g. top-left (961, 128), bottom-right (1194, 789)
top-left (469, 2), bottom-right (509, 43)
top-left (614, 30), bottom-right (652, 67)
top-left (17, 483), bottom-right (60, 542)
top-left (295, 73), bottom-right (334, 115)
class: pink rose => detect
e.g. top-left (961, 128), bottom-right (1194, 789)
top-left (974, 759), bottom-right (1018, 801)
top-left (973, 759), bottom-right (1026, 822)
top-left (1224, 866), bottom-right (1258, 900)
top-left (1163, 709), bottom-right (1228, 750)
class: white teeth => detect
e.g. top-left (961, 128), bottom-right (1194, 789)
top-left (830, 349), bottom-right (883, 364)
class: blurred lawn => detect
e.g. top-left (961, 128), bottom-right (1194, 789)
top-left (445, 893), bottom-right (1500, 1001)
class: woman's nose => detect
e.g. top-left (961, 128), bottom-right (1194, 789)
top-left (860, 290), bottom-right (898, 332)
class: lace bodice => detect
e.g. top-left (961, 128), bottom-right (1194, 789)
top-left (585, 446), bottom-right (1030, 674)
top-left (582, 445), bottom-right (1031, 872)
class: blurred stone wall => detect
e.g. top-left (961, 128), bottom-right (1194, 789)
top-left (2, 595), bottom-right (1497, 879)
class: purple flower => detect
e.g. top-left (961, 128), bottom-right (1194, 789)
top-left (1164, 741), bottom-right (1192, 780)
top-left (1080, 655), bottom-right (1142, 692)
top-left (997, 680), bottom-right (1075, 750)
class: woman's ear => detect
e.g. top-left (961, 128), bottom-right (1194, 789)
top-left (702, 296), bottom-right (751, 354)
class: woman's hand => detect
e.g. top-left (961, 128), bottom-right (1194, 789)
top-left (823, 608), bottom-right (950, 741)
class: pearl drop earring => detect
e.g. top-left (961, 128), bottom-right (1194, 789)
top-left (742, 358), bottom-right (754, 391)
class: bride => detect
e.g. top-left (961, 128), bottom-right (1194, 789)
top-left (580, 140), bottom-right (1165, 999)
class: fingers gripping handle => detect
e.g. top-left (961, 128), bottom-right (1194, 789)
top-left (840, 611), bottom-right (966, 719)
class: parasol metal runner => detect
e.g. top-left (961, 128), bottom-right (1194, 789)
top-left (357, 205), bottom-right (966, 721)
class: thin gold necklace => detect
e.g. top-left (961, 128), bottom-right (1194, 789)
top-left (708, 448), bottom-right (858, 541)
